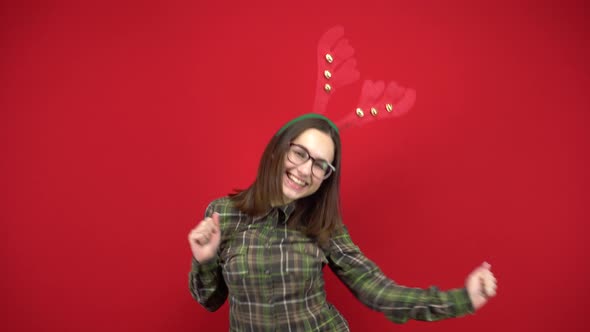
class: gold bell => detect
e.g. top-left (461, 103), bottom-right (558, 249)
top-left (325, 54), bottom-right (334, 64)
top-left (324, 70), bottom-right (332, 80)
top-left (370, 107), bottom-right (378, 116)
top-left (386, 103), bottom-right (393, 112)
top-left (356, 108), bottom-right (364, 117)
top-left (324, 83), bottom-right (332, 93)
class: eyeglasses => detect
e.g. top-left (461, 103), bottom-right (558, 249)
top-left (287, 143), bottom-right (336, 179)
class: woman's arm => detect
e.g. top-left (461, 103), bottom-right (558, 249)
top-left (187, 201), bottom-right (228, 311)
top-left (188, 257), bottom-right (228, 312)
top-left (326, 227), bottom-right (474, 323)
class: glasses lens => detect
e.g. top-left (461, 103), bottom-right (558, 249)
top-left (289, 144), bottom-right (334, 179)
top-left (288, 145), bottom-right (308, 165)
top-left (311, 161), bottom-right (327, 178)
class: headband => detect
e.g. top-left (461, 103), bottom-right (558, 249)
top-left (275, 113), bottom-right (339, 137)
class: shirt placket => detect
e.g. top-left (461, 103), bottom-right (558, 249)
top-left (258, 209), bottom-right (281, 331)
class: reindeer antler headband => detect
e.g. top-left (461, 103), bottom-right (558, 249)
top-left (277, 26), bottom-right (416, 136)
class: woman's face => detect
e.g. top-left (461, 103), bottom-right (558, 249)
top-left (282, 128), bottom-right (335, 204)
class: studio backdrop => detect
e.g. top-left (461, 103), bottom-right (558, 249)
top-left (1, 1), bottom-right (588, 331)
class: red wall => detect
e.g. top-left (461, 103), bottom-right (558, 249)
top-left (1, 1), bottom-right (588, 331)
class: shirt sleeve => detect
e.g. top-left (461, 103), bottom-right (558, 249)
top-left (325, 226), bottom-right (474, 324)
top-left (188, 257), bottom-right (228, 312)
top-left (187, 200), bottom-right (228, 312)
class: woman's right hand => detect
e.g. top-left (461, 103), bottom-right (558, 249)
top-left (188, 212), bottom-right (221, 263)
top-left (465, 262), bottom-right (497, 310)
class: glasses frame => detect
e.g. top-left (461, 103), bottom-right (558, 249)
top-left (287, 143), bottom-right (336, 179)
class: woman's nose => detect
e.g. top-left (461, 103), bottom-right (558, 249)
top-left (295, 159), bottom-right (314, 176)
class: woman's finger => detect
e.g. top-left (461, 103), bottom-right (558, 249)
top-left (194, 231), bottom-right (210, 245)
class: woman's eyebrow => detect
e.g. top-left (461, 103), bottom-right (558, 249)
top-left (298, 143), bottom-right (331, 162)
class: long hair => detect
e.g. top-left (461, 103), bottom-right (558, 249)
top-left (230, 117), bottom-right (342, 246)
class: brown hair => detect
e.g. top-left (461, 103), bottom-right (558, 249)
top-left (230, 117), bottom-right (343, 246)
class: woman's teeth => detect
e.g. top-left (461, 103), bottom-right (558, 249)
top-left (288, 173), bottom-right (307, 186)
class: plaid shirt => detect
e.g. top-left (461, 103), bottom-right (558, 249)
top-left (189, 197), bottom-right (474, 331)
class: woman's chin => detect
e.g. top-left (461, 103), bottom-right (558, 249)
top-left (282, 187), bottom-right (301, 203)
top-left (282, 182), bottom-right (310, 203)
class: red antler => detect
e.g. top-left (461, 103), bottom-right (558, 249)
top-left (312, 26), bottom-right (360, 114)
top-left (312, 26), bottom-right (416, 130)
top-left (336, 80), bottom-right (416, 129)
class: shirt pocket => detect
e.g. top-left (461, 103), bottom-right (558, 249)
top-left (285, 241), bottom-right (328, 281)
top-left (221, 245), bottom-right (249, 292)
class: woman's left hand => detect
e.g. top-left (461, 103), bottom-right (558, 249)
top-left (465, 262), bottom-right (498, 310)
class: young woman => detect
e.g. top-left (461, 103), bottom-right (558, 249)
top-left (188, 114), bottom-right (497, 331)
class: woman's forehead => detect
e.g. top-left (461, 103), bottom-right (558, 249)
top-left (292, 129), bottom-right (335, 162)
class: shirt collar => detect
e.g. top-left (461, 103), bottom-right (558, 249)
top-left (278, 202), bottom-right (296, 220)
top-left (252, 202), bottom-right (296, 225)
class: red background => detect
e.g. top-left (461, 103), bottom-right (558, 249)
top-left (1, 0), bottom-right (589, 331)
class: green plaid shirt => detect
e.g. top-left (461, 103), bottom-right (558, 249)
top-left (189, 197), bottom-right (474, 331)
